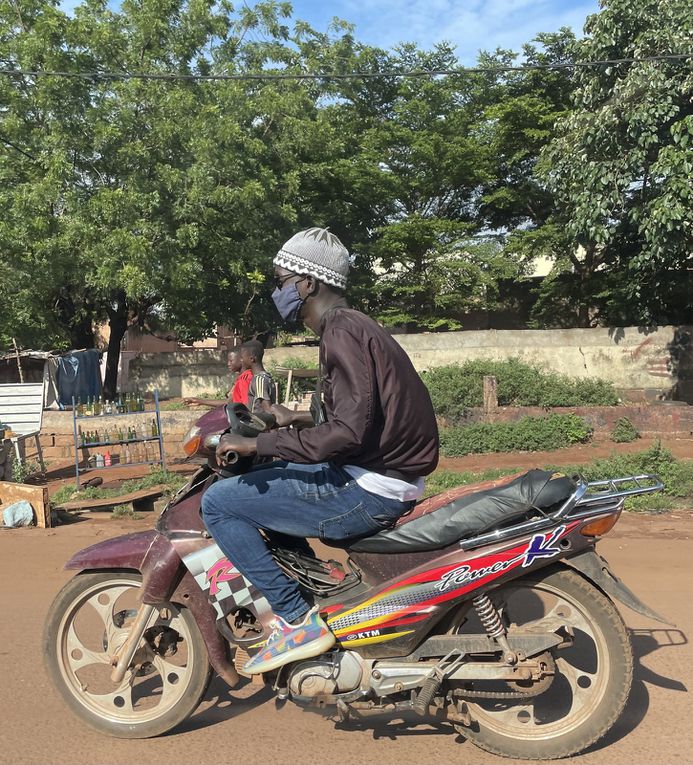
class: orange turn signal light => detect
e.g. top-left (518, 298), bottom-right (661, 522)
top-left (580, 511), bottom-right (621, 537)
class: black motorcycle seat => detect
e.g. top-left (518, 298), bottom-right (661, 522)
top-left (348, 469), bottom-right (576, 554)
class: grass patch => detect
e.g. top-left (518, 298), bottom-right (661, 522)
top-left (424, 442), bottom-right (693, 513)
top-left (440, 414), bottom-right (592, 457)
top-left (119, 468), bottom-right (187, 494)
top-left (160, 401), bottom-right (187, 411)
top-left (623, 494), bottom-right (676, 513)
top-left (111, 506), bottom-right (143, 520)
top-left (52, 468), bottom-right (188, 507)
top-left (197, 390), bottom-right (228, 399)
top-left (423, 468), bottom-right (520, 498)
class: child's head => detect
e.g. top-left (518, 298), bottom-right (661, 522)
top-left (240, 339), bottom-right (265, 370)
top-left (226, 349), bottom-right (242, 374)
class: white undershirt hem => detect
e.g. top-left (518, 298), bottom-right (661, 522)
top-left (343, 465), bottom-right (424, 502)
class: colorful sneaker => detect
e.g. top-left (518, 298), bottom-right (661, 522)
top-left (243, 607), bottom-right (336, 675)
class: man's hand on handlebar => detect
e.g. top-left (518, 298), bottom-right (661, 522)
top-left (216, 433), bottom-right (258, 466)
top-left (269, 403), bottom-right (297, 428)
top-left (269, 404), bottom-right (315, 429)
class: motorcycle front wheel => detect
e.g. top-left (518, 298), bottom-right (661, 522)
top-left (453, 567), bottom-right (633, 760)
top-left (43, 571), bottom-right (213, 738)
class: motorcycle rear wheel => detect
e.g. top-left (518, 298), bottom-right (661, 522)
top-left (43, 571), bottom-right (213, 738)
top-left (453, 567), bottom-right (633, 760)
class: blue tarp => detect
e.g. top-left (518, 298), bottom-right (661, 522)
top-left (56, 349), bottom-right (102, 406)
top-left (3, 500), bottom-right (34, 527)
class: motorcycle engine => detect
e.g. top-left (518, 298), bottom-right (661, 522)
top-left (287, 652), bottom-right (364, 698)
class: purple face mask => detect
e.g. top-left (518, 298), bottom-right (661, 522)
top-left (271, 281), bottom-right (304, 323)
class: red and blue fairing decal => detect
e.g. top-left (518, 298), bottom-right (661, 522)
top-left (328, 523), bottom-right (576, 645)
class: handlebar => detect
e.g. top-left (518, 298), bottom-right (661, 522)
top-left (203, 434), bottom-right (239, 466)
top-left (218, 450), bottom-right (239, 466)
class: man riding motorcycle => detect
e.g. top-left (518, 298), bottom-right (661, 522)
top-left (201, 227), bottom-right (439, 675)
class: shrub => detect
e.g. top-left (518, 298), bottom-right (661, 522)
top-left (440, 414), bottom-right (593, 457)
top-left (11, 457), bottom-right (41, 483)
top-left (546, 441), bottom-right (693, 506)
top-left (425, 443), bottom-right (693, 512)
top-left (421, 359), bottom-right (619, 423)
top-left (611, 417), bottom-right (640, 443)
top-left (553, 441), bottom-right (691, 499)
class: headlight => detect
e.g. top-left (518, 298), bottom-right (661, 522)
top-left (182, 425), bottom-right (202, 456)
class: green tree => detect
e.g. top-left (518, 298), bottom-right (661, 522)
top-left (0, 0), bottom-right (340, 391)
top-left (536, 0), bottom-right (693, 326)
top-left (0, 0), bottom-right (97, 350)
top-left (471, 30), bottom-right (577, 232)
top-left (321, 35), bottom-right (576, 329)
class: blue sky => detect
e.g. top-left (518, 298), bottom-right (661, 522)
top-left (60, 0), bottom-right (601, 64)
top-left (288, 0), bottom-right (600, 63)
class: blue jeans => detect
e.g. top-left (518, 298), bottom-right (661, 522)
top-left (201, 461), bottom-right (413, 623)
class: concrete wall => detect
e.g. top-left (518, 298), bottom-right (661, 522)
top-left (128, 325), bottom-right (693, 403)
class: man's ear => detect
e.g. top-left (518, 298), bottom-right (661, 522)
top-left (304, 275), bottom-right (318, 296)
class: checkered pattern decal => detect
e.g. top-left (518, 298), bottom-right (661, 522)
top-left (183, 542), bottom-right (272, 619)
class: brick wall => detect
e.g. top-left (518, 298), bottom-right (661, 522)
top-left (36, 401), bottom-right (693, 470)
top-left (38, 409), bottom-right (201, 462)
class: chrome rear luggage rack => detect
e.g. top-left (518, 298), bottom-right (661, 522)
top-left (460, 474), bottom-right (664, 550)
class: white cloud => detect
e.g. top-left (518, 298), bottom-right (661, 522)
top-left (332, 0), bottom-right (600, 62)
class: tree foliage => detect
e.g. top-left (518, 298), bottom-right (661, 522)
top-left (1, 0), bottom-right (689, 382)
top-left (535, 0), bottom-right (693, 325)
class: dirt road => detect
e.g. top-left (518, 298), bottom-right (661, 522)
top-left (1, 510), bottom-right (691, 765)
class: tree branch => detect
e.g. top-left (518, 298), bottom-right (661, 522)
top-left (0, 136), bottom-right (36, 161)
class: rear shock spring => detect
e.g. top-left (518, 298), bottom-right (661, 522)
top-left (473, 594), bottom-right (505, 638)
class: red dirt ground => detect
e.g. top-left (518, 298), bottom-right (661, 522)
top-left (2, 438), bottom-right (691, 764)
top-left (1, 509), bottom-right (691, 765)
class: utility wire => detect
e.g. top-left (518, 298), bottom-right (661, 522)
top-left (0, 54), bottom-right (690, 82)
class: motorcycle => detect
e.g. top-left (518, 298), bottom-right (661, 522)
top-left (43, 403), bottom-right (671, 759)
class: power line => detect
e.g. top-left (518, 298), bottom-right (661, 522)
top-left (0, 54), bottom-right (690, 82)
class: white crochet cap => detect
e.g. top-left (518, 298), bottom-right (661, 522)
top-left (274, 228), bottom-right (350, 288)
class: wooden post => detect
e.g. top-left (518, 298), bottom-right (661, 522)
top-left (483, 375), bottom-right (498, 419)
top-left (284, 369), bottom-right (293, 406)
top-left (12, 338), bottom-right (24, 383)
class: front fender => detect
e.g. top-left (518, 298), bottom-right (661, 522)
top-left (65, 530), bottom-right (158, 572)
top-left (564, 549), bottom-right (674, 626)
top-left (64, 529), bottom-right (241, 689)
